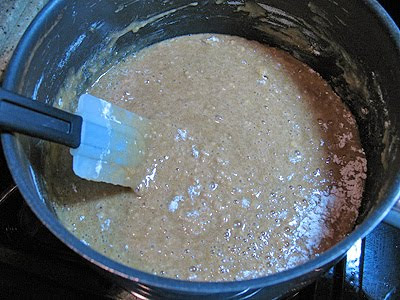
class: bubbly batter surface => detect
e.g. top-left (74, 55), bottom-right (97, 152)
top-left (46, 34), bottom-right (366, 281)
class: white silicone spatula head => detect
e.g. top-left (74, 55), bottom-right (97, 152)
top-left (70, 94), bottom-right (148, 188)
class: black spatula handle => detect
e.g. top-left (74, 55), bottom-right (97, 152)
top-left (0, 88), bottom-right (82, 148)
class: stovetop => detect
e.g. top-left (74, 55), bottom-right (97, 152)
top-left (1, 144), bottom-right (400, 299)
top-left (1, 0), bottom-right (400, 299)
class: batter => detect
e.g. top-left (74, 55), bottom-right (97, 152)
top-left (45, 34), bottom-right (367, 281)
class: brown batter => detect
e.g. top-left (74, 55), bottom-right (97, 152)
top-left (45, 34), bottom-right (366, 281)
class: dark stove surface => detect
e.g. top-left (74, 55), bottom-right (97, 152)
top-left (1, 1), bottom-right (399, 299)
top-left (1, 165), bottom-right (400, 300)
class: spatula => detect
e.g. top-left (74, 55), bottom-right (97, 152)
top-left (0, 88), bottom-right (148, 188)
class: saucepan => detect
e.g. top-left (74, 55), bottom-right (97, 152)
top-left (1, 0), bottom-right (400, 298)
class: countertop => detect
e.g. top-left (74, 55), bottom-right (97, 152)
top-left (0, 0), bottom-right (48, 81)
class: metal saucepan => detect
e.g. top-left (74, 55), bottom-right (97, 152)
top-left (1, 0), bottom-right (400, 298)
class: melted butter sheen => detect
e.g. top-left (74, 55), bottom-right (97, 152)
top-left (46, 34), bottom-right (366, 281)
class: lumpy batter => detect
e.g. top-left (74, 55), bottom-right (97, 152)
top-left (45, 34), bottom-right (367, 281)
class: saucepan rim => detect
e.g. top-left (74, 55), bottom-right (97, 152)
top-left (1, 0), bottom-right (400, 294)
